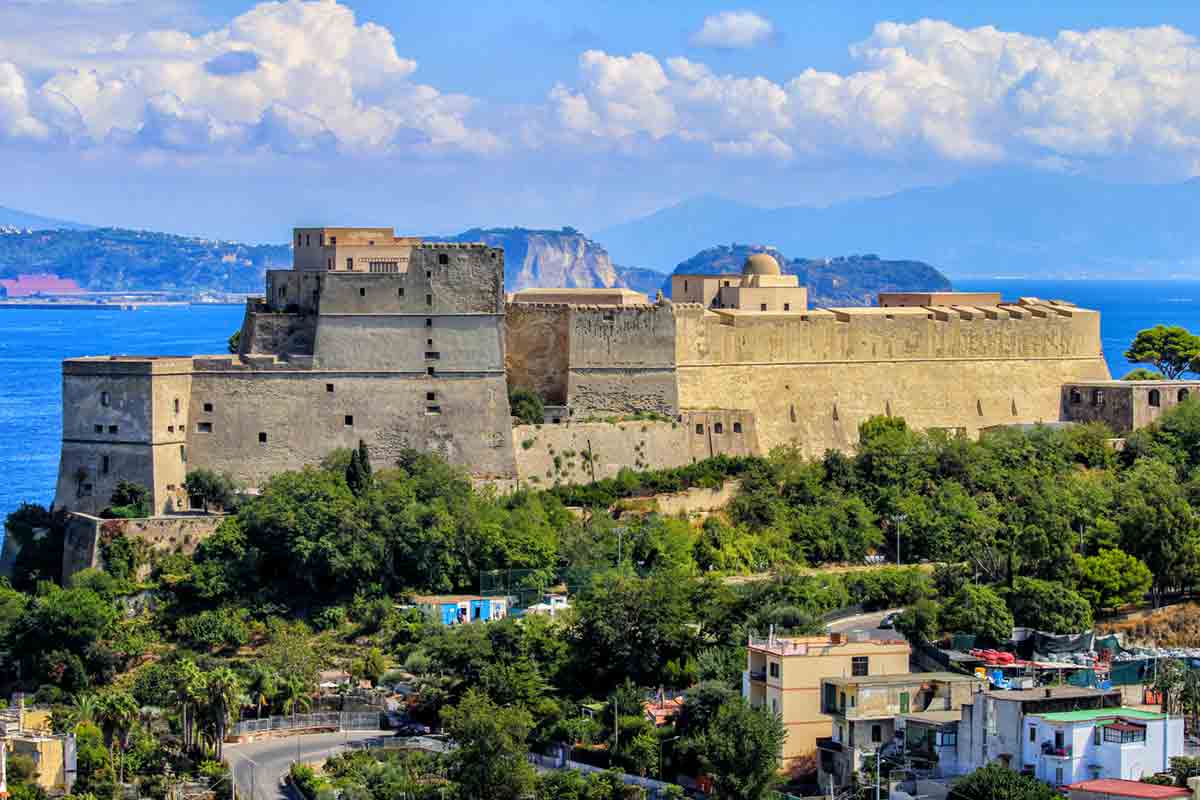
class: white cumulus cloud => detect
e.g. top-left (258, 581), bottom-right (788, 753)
top-left (0, 0), bottom-right (502, 157)
top-left (550, 20), bottom-right (1200, 173)
top-left (690, 10), bottom-right (776, 50)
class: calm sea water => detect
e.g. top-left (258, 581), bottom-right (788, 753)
top-left (0, 280), bottom-right (1195, 523)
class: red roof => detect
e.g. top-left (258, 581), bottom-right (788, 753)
top-left (1065, 779), bottom-right (1189, 798)
top-left (0, 273), bottom-right (84, 297)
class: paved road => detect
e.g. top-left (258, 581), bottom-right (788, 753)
top-left (226, 730), bottom-right (387, 800)
top-left (827, 608), bottom-right (904, 641)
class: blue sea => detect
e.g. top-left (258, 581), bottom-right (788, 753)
top-left (0, 280), bottom-right (1196, 524)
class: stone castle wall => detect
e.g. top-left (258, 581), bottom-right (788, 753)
top-left (505, 304), bottom-right (569, 404)
top-left (566, 304), bottom-right (678, 415)
top-left (62, 512), bottom-right (226, 582)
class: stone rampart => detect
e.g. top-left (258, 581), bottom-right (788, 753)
top-left (62, 511), bottom-right (226, 581)
top-left (567, 304), bottom-right (678, 415)
top-left (505, 303), bottom-right (569, 404)
top-left (512, 420), bottom-right (692, 488)
top-left (239, 308), bottom-right (315, 358)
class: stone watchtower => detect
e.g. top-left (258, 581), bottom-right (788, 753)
top-left (54, 228), bottom-right (517, 515)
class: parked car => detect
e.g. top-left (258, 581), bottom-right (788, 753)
top-left (393, 722), bottom-right (432, 737)
top-left (879, 612), bottom-right (898, 629)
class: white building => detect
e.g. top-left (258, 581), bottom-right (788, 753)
top-left (957, 687), bottom-right (1183, 788)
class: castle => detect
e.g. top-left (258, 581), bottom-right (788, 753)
top-left (54, 227), bottom-right (1135, 515)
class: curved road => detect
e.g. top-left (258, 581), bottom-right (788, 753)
top-left (226, 731), bottom-right (387, 800)
top-left (827, 608), bottom-right (904, 641)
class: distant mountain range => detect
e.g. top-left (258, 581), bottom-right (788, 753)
top-left (0, 209), bottom-right (948, 305)
top-left (597, 173), bottom-right (1200, 280)
top-left (0, 205), bottom-right (92, 232)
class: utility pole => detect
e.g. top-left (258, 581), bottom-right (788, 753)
top-left (894, 514), bottom-right (907, 566)
top-left (875, 747), bottom-right (881, 800)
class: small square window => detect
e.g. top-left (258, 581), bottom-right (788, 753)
top-left (258, 432), bottom-right (267, 444)
top-left (427, 367), bottom-right (435, 376)
top-left (438, 253), bottom-right (449, 265)
top-left (108, 425), bottom-right (118, 434)
top-left (768, 662), bottom-right (779, 678)
top-left (425, 352), bottom-right (440, 360)
top-left (100, 391), bottom-right (110, 407)
top-left (425, 318), bottom-right (433, 328)
top-left (167, 425), bottom-right (174, 433)
top-left (203, 402), bottom-right (213, 413)
top-left (326, 383), bottom-right (334, 393)
top-left (426, 405), bottom-right (442, 415)
top-left (851, 656), bottom-right (869, 677)
top-left (197, 422), bottom-right (212, 433)
top-left (427, 338), bottom-right (433, 346)
top-left (760, 303), bottom-right (768, 311)
top-left (359, 288), bottom-right (366, 297)
top-left (426, 270), bottom-right (432, 279)
top-left (426, 294), bottom-right (433, 306)
top-left (426, 392), bottom-right (436, 401)
top-left (695, 424), bottom-right (704, 434)
top-left (714, 422), bottom-right (724, 434)
top-left (733, 421), bottom-right (743, 433)
top-left (398, 288), bottom-right (405, 297)
top-left (94, 424), bottom-right (103, 433)
top-left (871, 724), bottom-right (882, 743)
top-left (784, 303), bottom-right (790, 311)
top-left (346, 257), bottom-right (353, 269)
top-left (331, 236), bottom-right (336, 245)
top-left (344, 415), bottom-right (354, 426)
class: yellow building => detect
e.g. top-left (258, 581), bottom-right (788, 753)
top-left (745, 632), bottom-right (911, 768)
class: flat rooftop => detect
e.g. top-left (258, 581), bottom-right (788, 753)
top-left (985, 687), bottom-right (1117, 702)
top-left (824, 671), bottom-right (977, 687)
top-left (747, 635), bottom-right (909, 657)
top-left (902, 709), bottom-right (963, 726)
top-left (1032, 706), bottom-right (1164, 723)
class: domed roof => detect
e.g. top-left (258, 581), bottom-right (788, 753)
top-left (742, 253), bottom-right (781, 276)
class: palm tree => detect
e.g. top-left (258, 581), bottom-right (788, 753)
top-left (247, 666), bottom-right (279, 720)
top-left (277, 675), bottom-right (312, 730)
top-left (97, 689), bottom-right (139, 784)
top-left (203, 667), bottom-right (242, 761)
top-left (67, 692), bottom-right (98, 728)
top-left (173, 659), bottom-right (205, 756)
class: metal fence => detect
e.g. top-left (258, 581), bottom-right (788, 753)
top-left (232, 711), bottom-right (381, 736)
top-left (526, 752), bottom-right (679, 798)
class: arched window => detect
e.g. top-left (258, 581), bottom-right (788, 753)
top-left (1180, 388), bottom-right (1191, 403)
top-left (1149, 389), bottom-right (1161, 407)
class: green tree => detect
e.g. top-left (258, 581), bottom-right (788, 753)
top-left (508, 386), bottom-right (544, 426)
top-left (1114, 458), bottom-right (1200, 605)
top-left (1006, 577), bottom-right (1093, 634)
top-left (183, 469), bottom-right (238, 512)
top-left (107, 481), bottom-right (150, 517)
top-left (689, 697), bottom-right (785, 800)
top-left (948, 763), bottom-right (1059, 800)
top-left (938, 584), bottom-right (1013, 645)
top-left (227, 329), bottom-right (241, 354)
top-left (894, 599), bottom-right (940, 644)
top-left (96, 688), bottom-right (138, 783)
top-left (355, 647), bottom-right (388, 687)
top-left (1124, 325), bottom-right (1200, 380)
top-left (345, 442), bottom-right (373, 497)
top-left (1123, 367), bottom-right (1166, 381)
top-left (442, 689), bottom-right (536, 800)
top-left (203, 666), bottom-right (241, 760)
top-left (1074, 549), bottom-right (1153, 614)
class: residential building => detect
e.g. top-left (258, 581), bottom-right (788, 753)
top-left (0, 699), bottom-right (76, 792)
top-left (1022, 707), bottom-right (1182, 787)
top-left (901, 709), bottom-right (966, 778)
top-left (1066, 778), bottom-right (1195, 800)
top-left (524, 593), bottom-right (570, 617)
top-left (817, 672), bottom-right (984, 787)
top-left (410, 594), bottom-right (509, 625)
top-left (744, 632), bottom-right (911, 768)
top-left (956, 686), bottom-right (1183, 787)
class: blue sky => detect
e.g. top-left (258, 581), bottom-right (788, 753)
top-left (5, 0), bottom-right (1200, 242)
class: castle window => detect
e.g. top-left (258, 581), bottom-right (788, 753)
top-left (426, 406), bottom-right (442, 415)
top-left (197, 422), bottom-right (212, 433)
top-left (426, 271), bottom-right (432, 279)
top-left (203, 402), bottom-right (213, 413)
top-left (427, 338), bottom-right (433, 346)
top-left (258, 432), bottom-right (267, 444)
top-left (174, 398), bottom-right (180, 413)
top-left (359, 287), bottom-right (367, 297)
top-left (714, 422), bottom-right (724, 434)
top-left (695, 424), bottom-right (704, 435)
top-left (331, 236), bottom-right (336, 245)
top-left (1092, 389), bottom-right (1105, 406)
top-left (101, 455), bottom-right (109, 474)
top-left (427, 367), bottom-right (435, 376)
top-left (784, 303), bottom-right (790, 311)
top-left (297, 233), bottom-right (302, 246)
top-left (1180, 388), bottom-right (1191, 403)
top-left (346, 257), bottom-right (353, 270)
top-left (683, 280), bottom-right (688, 291)
top-left (344, 415), bottom-right (354, 427)
top-left (1069, 388), bottom-right (1082, 404)
top-left (760, 303), bottom-right (768, 311)
top-left (326, 383), bottom-right (334, 393)
top-left (426, 391), bottom-right (437, 401)
top-left (1149, 389), bottom-right (1161, 407)
top-left (426, 294), bottom-right (433, 306)
top-left (100, 391), bottom-right (110, 407)
top-left (108, 425), bottom-right (118, 434)
top-left (94, 424), bottom-right (103, 433)
top-left (425, 318), bottom-right (433, 328)
top-left (305, 234), bottom-right (310, 246)
top-left (425, 352), bottom-right (440, 360)
top-left (369, 240), bottom-right (374, 246)
top-left (327, 259), bottom-right (332, 269)
top-left (180, 445), bottom-right (186, 462)
top-left (398, 288), bottom-right (405, 297)
top-left (167, 425), bottom-right (174, 433)
top-left (438, 253), bottom-right (449, 265)
top-left (733, 421), bottom-right (743, 433)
